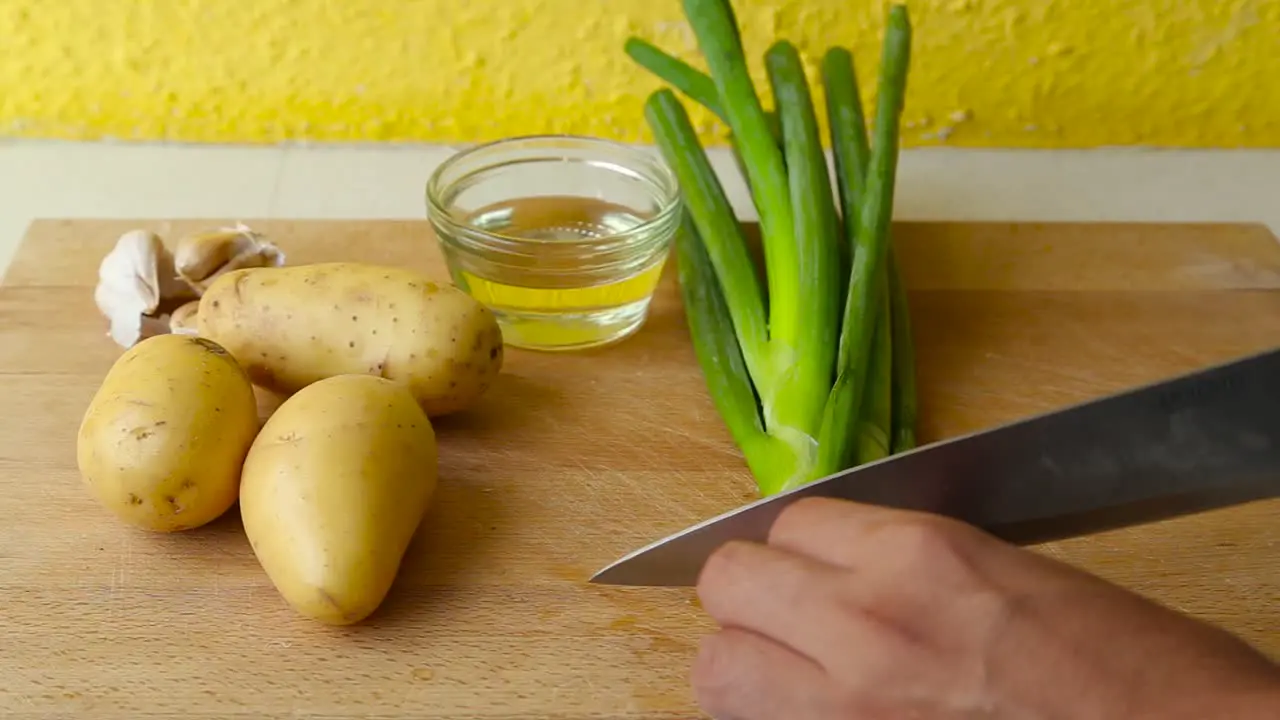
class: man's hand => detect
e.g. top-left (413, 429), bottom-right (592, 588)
top-left (691, 497), bottom-right (1280, 719)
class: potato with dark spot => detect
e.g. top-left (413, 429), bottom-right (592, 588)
top-left (76, 334), bottom-right (260, 532)
top-left (196, 262), bottom-right (504, 416)
top-left (239, 374), bottom-right (438, 625)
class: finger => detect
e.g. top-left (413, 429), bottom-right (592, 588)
top-left (696, 539), bottom-right (863, 666)
top-left (767, 496), bottom-right (932, 566)
top-left (767, 496), bottom-right (990, 572)
top-left (691, 626), bottom-right (836, 720)
top-left (768, 497), bottom-right (1024, 663)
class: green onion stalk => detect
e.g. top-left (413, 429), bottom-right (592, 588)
top-left (629, 0), bottom-right (916, 495)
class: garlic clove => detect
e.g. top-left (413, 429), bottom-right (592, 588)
top-left (94, 229), bottom-right (197, 349)
top-left (168, 300), bottom-right (201, 335)
top-left (173, 223), bottom-right (285, 294)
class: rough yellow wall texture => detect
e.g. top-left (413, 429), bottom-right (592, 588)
top-left (1, 0), bottom-right (1276, 148)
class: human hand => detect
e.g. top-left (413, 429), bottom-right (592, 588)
top-left (691, 497), bottom-right (1280, 720)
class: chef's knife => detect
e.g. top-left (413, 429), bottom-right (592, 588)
top-left (592, 346), bottom-right (1280, 587)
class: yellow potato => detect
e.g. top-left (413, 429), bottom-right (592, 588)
top-left (196, 262), bottom-right (503, 416)
top-left (239, 374), bottom-right (438, 625)
top-left (76, 334), bottom-right (260, 532)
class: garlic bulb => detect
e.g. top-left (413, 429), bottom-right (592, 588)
top-left (173, 223), bottom-right (285, 294)
top-left (93, 229), bottom-right (197, 349)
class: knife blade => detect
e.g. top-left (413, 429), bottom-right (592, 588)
top-left (591, 346), bottom-right (1280, 587)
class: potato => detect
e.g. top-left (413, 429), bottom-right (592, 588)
top-left (76, 334), bottom-right (260, 532)
top-left (239, 374), bottom-right (438, 625)
top-left (195, 262), bottom-right (503, 416)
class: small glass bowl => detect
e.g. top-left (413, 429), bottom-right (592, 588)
top-left (426, 135), bottom-right (682, 352)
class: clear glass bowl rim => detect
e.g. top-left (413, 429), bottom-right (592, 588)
top-left (425, 134), bottom-right (683, 250)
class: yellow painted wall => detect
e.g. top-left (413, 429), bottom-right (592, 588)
top-left (1, 0), bottom-right (1276, 148)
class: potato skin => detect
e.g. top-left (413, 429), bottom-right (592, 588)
top-left (76, 334), bottom-right (260, 532)
top-left (239, 374), bottom-right (438, 625)
top-left (196, 262), bottom-right (504, 416)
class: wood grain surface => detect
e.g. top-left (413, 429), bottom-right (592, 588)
top-left (2, 219), bottom-right (1278, 719)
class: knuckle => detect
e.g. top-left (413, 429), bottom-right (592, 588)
top-left (782, 495), bottom-right (840, 520)
top-left (971, 584), bottom-right (1020, 632)
top-left (696, 540), bottom-right (753, 598)
top-left (789, 495), bottom-right (842, 515)
top-left (769, 496), bottom-right (848, 543)
top-left (885, 516), bottom-right (963, 565)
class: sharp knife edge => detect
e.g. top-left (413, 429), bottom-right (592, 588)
top-left (591, 345), bottom-right (1280, 587)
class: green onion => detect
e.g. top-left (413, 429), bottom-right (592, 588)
top-left (625, 38), bottom-right (727, 121)
top-left (672, 209), bottom-right (798, 483)
top-left (821, 46), bottom-right (910, 467)
top-left (763, 39), bottom-right (842, 455)
top-left (645, 90), bottom-right (770, 386)
top-left (623, 36), bottom-right (782, 228)
top-left (820, 46), bottom-right (869, 287)
top-left (623, 38), bottom-right (783, 144)
top-left (680, 2), bottom-right (798, 335)
top-left (629, 1), bottom-right (915, 495)
top-left (815, 6), bottom-right (912, 477)
top-left (856, 279), bottom-right (893, 464)
top-left (648, 89), bottom-right (804, 491)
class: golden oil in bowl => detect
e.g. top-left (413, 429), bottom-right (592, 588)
top-left (426, 136), bottom-right (681, 352)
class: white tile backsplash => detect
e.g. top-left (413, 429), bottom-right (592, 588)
top-left (2, 140), bottom-right (1278, 281)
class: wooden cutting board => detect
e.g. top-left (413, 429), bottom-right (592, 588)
top-left (2, 218), bottom-right (1279, 719)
